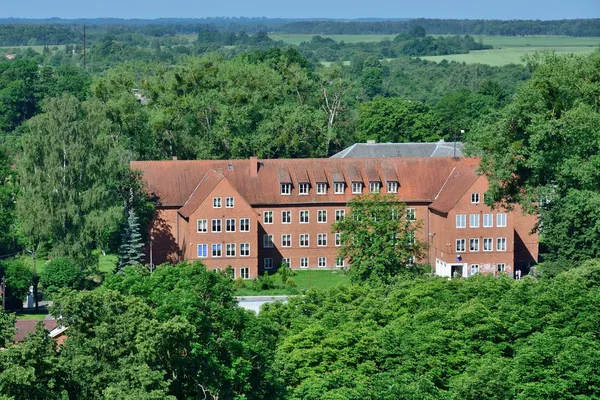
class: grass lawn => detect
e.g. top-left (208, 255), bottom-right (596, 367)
top-left (235, 269), bottom-right (351, 296)
top-left (14, 312), bottom-right (47, 321)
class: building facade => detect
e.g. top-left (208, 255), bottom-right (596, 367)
top-left (132, 157), bottom-right (538, 279)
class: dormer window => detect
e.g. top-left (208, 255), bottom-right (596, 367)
top-left (281, 183), bottom-right (291, 195)
top-left (369, 182), bottom-right (381, 193)
top-left (387, 181), bottom-right (398, 193)
top-left (334, 182), bottom-right (345, 194)
top-left (352, 182), bottom-right (363, 194)
top-left (299, 183), bottom-right (309, 195)
top-left (317, 182), bottom-right (327, 195)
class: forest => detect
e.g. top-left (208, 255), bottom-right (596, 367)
top-left (0, 17), bottom-right (599, 399)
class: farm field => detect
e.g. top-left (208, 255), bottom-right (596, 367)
top-left (270, 33), bottom-right (396, 44)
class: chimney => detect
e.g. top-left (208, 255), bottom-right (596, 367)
top-left (366, 140), bottom-right (376, 144)
top-left (172, 156), bottom-right (177, 161)
top-left (249, 156), bottom-right (258, 176)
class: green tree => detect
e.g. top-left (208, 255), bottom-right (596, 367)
top-left (116, 207), bottom-right (146, 272)
top-left (0, 258), bottom-right (33, 310)
top-left (39, 257), bottom-right (85, 294)
top-left (332, 194), bottom-right (426, 284)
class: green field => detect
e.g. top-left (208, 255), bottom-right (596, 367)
top-left (270, 34), bottom-right (396, 45)
top-left (235, 269), bottom-right (351, 296)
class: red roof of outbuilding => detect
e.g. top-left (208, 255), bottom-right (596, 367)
top-left (14, 319), bottom-right (58, 342)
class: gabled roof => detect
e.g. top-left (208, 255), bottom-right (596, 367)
top-left (131, 157), bottom-right (480, 207)
top-left (14, 319), bottom-right (58, 343)
top-left (178, 169), bottom-right (223, 218)
top-left (331, 141), bottom-right (465, 158)
top-left (429, 163), bottom-right (480, 214)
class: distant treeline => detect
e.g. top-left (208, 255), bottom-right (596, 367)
top-left (276, 18), bottom-right (600, 37)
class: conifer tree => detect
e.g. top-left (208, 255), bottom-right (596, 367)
top-left (116, 207), bottom-right (145, 272)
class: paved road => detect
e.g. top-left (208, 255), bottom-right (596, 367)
top-left (236, 296), bottom-right (288, 313)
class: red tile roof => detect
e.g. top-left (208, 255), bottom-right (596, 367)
top-left (14, 319), bottom-right (58, 342)
top-left (178, 169), bottom-right (224, 218)
top-left (429, 162), bottom-right (480, 214)
top-left (131, 157), bottom-right (481, 207)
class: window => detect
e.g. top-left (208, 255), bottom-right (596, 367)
top-left (334, 182), bottom-right (345, 194)
top-left (370, 182), bottom-right (381, 193)
top-left (197, 219), bottom-right (208, 233)
top-left (280, 183), bottom-right (291, 195)
top-left (240, 243), bottom-right (250, 257)
top-left (318, 257), bottom-right (326, 268)
top-left (470, 264), bottom-right (480, 275)
top-left (226, 197), bottom-right (234, 208)
top-left (336, 257), bottom-right (345, 268)
top-left (226, 243), bottom-right (236, 257)
top-left (469, 238), bottom-right (479, 252)
top-left (211, 244), bottom-right (222, 257)
top-left (240, 218), bottom-right (250, 232)
top-left (352, 182), bottom-right (363, 194)
top-left (317, 233), bottom-right (327, 247)
top-left (281, 210), bottom-right (291, 224)
top-left (300, 210), bottom-right (309, 224)
top-left (240, 267), bottom-right (249, 279)
top-left (335, 209), bottom-right (345, 221)
top-left (263, 234), bottom-right (274, 248)
top-left (335, 233), bottom-right (341, 246)
top-left (263, 211), bottom-right (273, 224)
top-left (300, 257), bottom-right (309, 268)
top-left (387, 181), bottom-right (398, 193)
top-left (212, 219), bottom-right (222, 233)
top-left (407, 231), bottom-right (415, 245)
top-left (456, 239), bottom-right (466, 252)
top-left (197, 244), bottom-right (208, 258)
top-left (300, 234), bottom-right (309, 247)
top-left (497, 213), bottom-right (507, 227)
top-left (497, 263), bottom-right (506, 272)
top-left (282, 258), bottom-right (291, 268)
top-left (264, 258), bottom-right (273, 269)
top-left (471, 193), bottom-right (480, 204)
top-left (497, 237), bottom-right (507, 251)
top-left (456, 214), bottom-right (466, 228)
top-left (469, 214), bottom-right (480, 228)
top-left (281, 234), bottom-right (291, 247)
top-left (318, 210), bottom-right (327, 223)
top-left (317, 182), bottom-right (327, 195)
top-left (213, 197), bottom-right (222, 208)
top-left (299, 183), bottom-right (309, 195)
top-left (406, 208), bottom-right (416, 221)
top-left (230, 268), bottom-right (236, 279)
top-left (226, 218), bottom-right (236, 232)
top-left (483, 214), bottom-right (493, 228)
top-left (483, 238), bottom-right (493, 251)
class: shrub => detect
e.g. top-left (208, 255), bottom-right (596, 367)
top-left (234, 277), bottom-right (246, 289)
top-left (40, 257), bottom-right (84, 294)
top-left (0, 258), bottom-right (33, 310)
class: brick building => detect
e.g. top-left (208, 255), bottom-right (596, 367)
top-left (132, 156), bottom-right (537, 279)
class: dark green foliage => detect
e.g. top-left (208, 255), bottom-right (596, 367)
top-left (39, 257), bottom-right (85, 294)
top-left (116, 207), bottom-right (146, 272)
top-left (0, 258), bottom-right (32, 310)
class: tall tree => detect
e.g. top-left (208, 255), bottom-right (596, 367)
top-left (116, 207), bottom-right (146, 272)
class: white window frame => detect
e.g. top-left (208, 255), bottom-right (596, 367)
top-left (370, 181), bottom-right (381, 193)
top-left (264, 258), bottom-right (274, 269)
top-left (280, 183), bottom-right (291, 195)
top-left (213, 197), bottom-right (222, 208)
top-left (240, 218), bottom-right (250, 232)
top-left (335, 232), bottom-right (341, 246)
top-left (300, 234), bottom-right (309, 247)
top-left (352, 182), bottom-right (363, 194)
top-left (387, 181), bottom-right (398, 193)
top-left (240, 243), bottom-right (250, 257)
top-left (240, 267), bottom-right (249, 279)
top-left (335, 209), bottom-right (345, 221)
top-left (225, 197), bottom-right (234, 208)
top-left (318, 257), bottom-right (326, 268)
top-left (483, 214), bottom-right (493, 228)
top-left (263, 234), bottom-right (274, 248)
top-left (299, 210), bottom-right (309, 224)
top-left (497, 237), bottom-right (507, 251)
top-left (281, 234), bottom-right (291, 248)
top-left (282, 258), bottom-right (291, 268)
top-left (469, 214), bottom-right (480, 228)
top-left (281, 210), bottom-right (291, 224)
top-left (334, 182), bottom-right (345, 194)
top-left (226, 243), bottom-right (236, 257)
top-left (497, 213), bottom-right (507, 227)
top-left (456, 239), bottom-right (466, 253)
top-left (471, 193), bottom-right (480, 204)
top-left (197, 219), bottom-right (208, 233)
top-left (335, 257), bottom-right (345, 268)
top-left (497, 263), bottom-right (506, 272)
top-left (211, 243), bottom-right (222, 257)
top-left (483, 238), bottom-right (493, 252)
top-left (318, 210), bottom-right (327, 223)
top-left (211, 219), bottom-right (222, 233)
top-left (197, 244), bottom-right (208, 258)
top-left (317, 233), bottom-right (327, 247)
top-left (263, 211), bottom-right (273, 224)
top-left (300, 257), bottom-right (309, 269)
top-left (226, 218), bottom-right (236, 232)
top-left (317, 182), bottom-right (327, 195)
top-left (469, 238), bottom-right (480, 252)
top-left (470, 264), bottom-right (480, 275)
top-left (406, 208), bottom-right (416, 221)
top-left (299, 182), bottom-right (309, 195)
top-left (456, 214), bottom-right (466, 228)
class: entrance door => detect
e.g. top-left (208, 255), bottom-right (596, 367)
top-left (450, 265), bottom-right (463, 279)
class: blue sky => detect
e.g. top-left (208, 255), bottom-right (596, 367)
top-left (1, 0), bottom-right (598, 20)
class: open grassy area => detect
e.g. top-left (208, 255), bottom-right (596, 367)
top-left (235, 269), bottom-right (351, 296)
top-left (14, 312), bottom-right (47, 321)
top-left (270, 34), bottom-right (396, 45)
